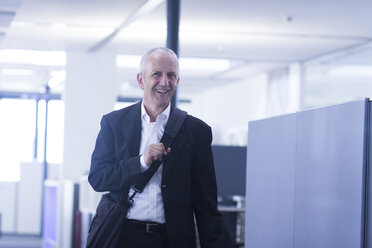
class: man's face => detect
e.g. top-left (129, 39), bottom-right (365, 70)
top-left (137, 51), bottom-right (179, 110)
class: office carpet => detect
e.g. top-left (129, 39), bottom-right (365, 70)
top-left (0, 235), bottom-right (42, 248)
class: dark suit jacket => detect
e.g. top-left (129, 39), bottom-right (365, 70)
top-left (88, 101), bottom-right (223, 248)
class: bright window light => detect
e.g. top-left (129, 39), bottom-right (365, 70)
top-left (46, 100), bottom-right (65, 164)
top-left (116, 55), bottom-right (231, 72)
top-left (0, 99), bottom-right (36, 182)
top-left (0, 49), bottom-right (66, 66)
top-left (48, 70), bottom-right (66, 88)
top-left (0, 159), bottom-right (20, 182)
top-left (1, 68), bottom-right (34, 76)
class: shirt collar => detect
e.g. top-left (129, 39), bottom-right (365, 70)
top-left (141, 101), bottom-right (171, 124)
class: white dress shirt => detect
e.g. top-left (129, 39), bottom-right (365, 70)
top-left (126, 102), bottom-right (170, 223)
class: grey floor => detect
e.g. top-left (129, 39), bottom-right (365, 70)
top-left (0, 235), bottom-right (42, 248)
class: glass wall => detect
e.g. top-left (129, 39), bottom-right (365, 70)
top-left (0, 97), bottom-right (65, 182)
top-left (0, 98), bottom-right (36, 181)
top-left (46, 100), bottom-right (65, 164)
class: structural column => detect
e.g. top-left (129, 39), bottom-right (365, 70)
top-left (167, 0), bottom-right (180, 107)
top-left (62, 51), bottom-right (117, 181)
top-left (57, 51), bottom-right (117, 248)
top-left (288, 63), bottom-right (304, 112)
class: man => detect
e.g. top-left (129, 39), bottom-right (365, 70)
top-left (88, 48), bottom-right (223, 247)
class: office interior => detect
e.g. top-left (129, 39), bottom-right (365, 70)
top-left (0, 0), bottom-right (372, 247)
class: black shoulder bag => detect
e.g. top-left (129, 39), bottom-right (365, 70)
top-left (86, 108), bottom-right (187, 248)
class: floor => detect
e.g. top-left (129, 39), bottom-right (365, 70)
top-left (0, 235), bottom-right (42, 248)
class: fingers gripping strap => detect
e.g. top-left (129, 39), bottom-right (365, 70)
top-left (127, 108), bottom-right (187, 200)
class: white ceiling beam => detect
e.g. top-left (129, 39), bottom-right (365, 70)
top-left (88, 0), bottom-right (165, 52)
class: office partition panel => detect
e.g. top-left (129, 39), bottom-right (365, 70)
top-left (245, 99), bottom-right (370, 248)
top-left (245, 114), bottom-right (297, 248)
top-left (294, 100), bottom-right (367, 248)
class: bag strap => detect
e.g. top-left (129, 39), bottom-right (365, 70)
top-left (126, 107), bottom-right (187, 206)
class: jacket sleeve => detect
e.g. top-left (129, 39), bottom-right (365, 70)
top-left (191, 125), bottom-right (224, 248)
top-left (88, 115), bottom-right (141, 192)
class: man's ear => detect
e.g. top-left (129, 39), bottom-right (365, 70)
top-left (137, 73), bottom-right (145, 90)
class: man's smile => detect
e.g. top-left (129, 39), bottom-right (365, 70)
top-left (155, 88), bottom-right (171, 94)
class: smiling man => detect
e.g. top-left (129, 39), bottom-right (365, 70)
top-left (88, 48), bottom-right (223, 248)
top-left (137, 49), bottom-right (178, 122)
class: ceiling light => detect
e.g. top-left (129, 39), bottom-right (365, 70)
top-left (12, 21), bottom-right (68, 29)
top-left (328, 65), bottom-right (372, 77)
top-left (116, 54), bottom-right (231, 72)
top-left (0, 49), bottom-right (66, 66)
top-left (180, 58), bottom-right (230, 71)
top-left (10, 21), bottom-right (35, 28)
top-left (116, 55), bottom-right (140, 68)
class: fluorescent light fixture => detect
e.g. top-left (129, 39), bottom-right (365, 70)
top-left (116, 55), bottom-right (141, 68)
top-left (48, 70), bottom-right (66, 88)
top-left (50, 22), bottom-right (68, 29)
top-left (11, 21), bottom-right (35, 28)
top-left (2, 68), bottom-right (34, 76)
top-left (12, 21), bottom-right (67, 29)
top-left (328, 65), bottom-right (372, 77)
top-left (117, 54), bottom-right (231, 72)
top-left (0, 49), bottom-right (66, 66)
top-left (180, 58), bottom-right (230, 71)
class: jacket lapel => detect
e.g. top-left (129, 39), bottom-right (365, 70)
top-left (123, 101), bottom-right (142, 157)
top-left (123, 102), bottom-right (186, 178)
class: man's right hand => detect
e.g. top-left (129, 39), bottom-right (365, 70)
top-left (143, 143), bottom-right (171, 167)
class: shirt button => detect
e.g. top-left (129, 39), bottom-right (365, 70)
top-left (162, 184), bottom-right (167, 188)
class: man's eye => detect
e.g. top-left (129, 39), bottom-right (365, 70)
top-left (168, 73), bottom-right (176, 79)
top-left (152, 72), bottom-right (161, 77)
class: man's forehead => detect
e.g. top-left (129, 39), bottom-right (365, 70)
top-left (148, 51), bottom-right (177, 62)
top-left (146, 56), bottom-right (178, 69)
top-left (148, 67), bottom-right (178, 74)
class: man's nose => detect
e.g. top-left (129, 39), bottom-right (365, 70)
top-left (159, 74), bottom-right (169, 86)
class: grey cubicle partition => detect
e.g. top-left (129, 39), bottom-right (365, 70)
top-left (245, 99), bottom-right (370, 248)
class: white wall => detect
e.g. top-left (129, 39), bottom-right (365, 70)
top-left (183, 74), bottom-right (268, 145)
top-left (16, 162), bottom-right (43, 234)
top-left (0, 182), bottom-right (16, 233)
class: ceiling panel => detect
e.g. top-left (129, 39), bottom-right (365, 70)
top-left (0, 11), bottom-right (15, 27)
top-left (331, 48), bottom-right (372, 65)
top-left (15, 0), bottom-right (148, 26)
top-left (0, 0), bottom-right (22, 8)
top-left (0, 0), bottom-right (372, 97)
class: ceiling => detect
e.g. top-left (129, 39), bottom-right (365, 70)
top-left (0, 0), bottom-right (372, 101)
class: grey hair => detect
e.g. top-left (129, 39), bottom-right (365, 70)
top-left (139, 47), bottom-right (179, 76)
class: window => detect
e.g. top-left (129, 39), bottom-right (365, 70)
top-left (0, 98), bottom-right (36, 181)
top-left (46, 100), bottom-right (64, 164)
